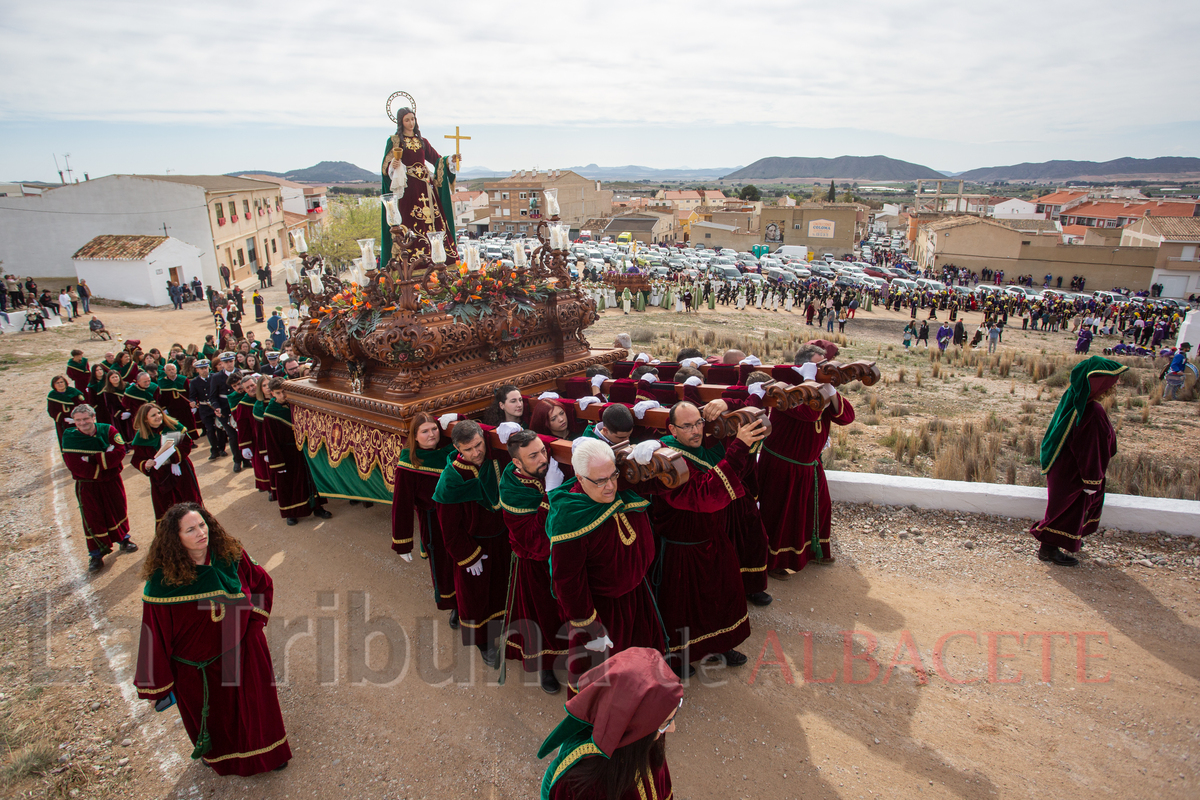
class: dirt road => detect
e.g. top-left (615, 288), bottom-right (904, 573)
top-left (1, 289), bottom-right (1197, 799)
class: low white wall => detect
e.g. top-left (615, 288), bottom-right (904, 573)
top-left (826, 471), bottom-right (1199, 537)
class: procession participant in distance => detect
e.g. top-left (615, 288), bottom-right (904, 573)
top-left (60, 404), bottom-right (137, 573)
top-left (432, 420), bottom-right (512, 667)
top-left (248, 375), bottom-right (274, 497)
top-left (262, 377), bottom-right (332, 526)
top-left (65, 349), bottom-right (90, 392)
top-left (201, 335), bottom-right (218, 362)
top-left (650, 401), bottom-right (764, 675)
top-left (123, 370), bottom-right (160, 426)
top-left (548, 438), bottom-right (664, 694)
top-left (391, 412), bottom-right (460, 628)
top-left (263, 351), bottom-right (282, 377)
top-left (538, 647), bottom-right (682, 800)
top-left (113, 349), bottom-right (139, 383)
top-left (1030, 356), bottom-right (1128, 567)
top-left (210, 353), bottom-right (245, 472)
top-left (129, 403), bottom-right (203, 524)
top-left (47, 374), bottom-right (86, 444)
top-left (86, 364), bottom-right (110, 415)
top-left (759, 343), bottom-right (855, 575)
top-left (231, 373), bottom-right (260, 477)
top-left (499, 429), bottom-right (570, 694)
top-left (134, 504), bottom-right (291, 775)
top-left (580, 403), bottom-right (635, 446)
top-left (188, 360), bottom-right (226, 461)
top-left (157, 362), bottom-right (200, 439)
top-left (99, 368), bottom-right (133, 440)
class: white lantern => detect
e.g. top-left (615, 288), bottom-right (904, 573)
top-left (308, 270), bottom-right (324, 294)
top-left (357, 238), bottom-right (376, 269)
top-left (544, 188), bottom-right (560, 217)
top-left (383, 193), bottom-right (404, 227)
top-left (293, 229), bottom-right (308, 254)
top-left (466, 244), bottom-right (482, 272)
top-left (350, 258), bottom-right (365, 285)
top-left (512, 242), bottom-right (527, 268)
top-left (282, 258), bottom-right (300, 283)
top-left (427, 230), bottom-right (447, 264)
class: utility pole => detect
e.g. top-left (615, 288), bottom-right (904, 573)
top-left (162, 223), bottom-right (170, 237)
top-left (63, 153), bottom-right (75, 183)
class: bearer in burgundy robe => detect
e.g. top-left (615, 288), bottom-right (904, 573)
top-left (499, 430), bottom-right (570, 693)
top-left (432, 420), bottom-right (512, 665)
top-left (548, 438), bottom-right (664, 693)
top-left (231, 378), bottom-right (258, 476)
top-left (122, 372), bottom-right (159, 421)
top-left (60, 404), bottom-right (136, 572)
top-left (47, 375), bottom-right (86, 444)
top-left (157, 363), bottom-right (199, 439)
top-left (135, 505), bottom-right (290, 776)
top-left (65, 351), bottom-right (90, 392)
top-left (650, 402), bottom-right (765, 671)
top-left (262, 379), bottom-right (331, 524)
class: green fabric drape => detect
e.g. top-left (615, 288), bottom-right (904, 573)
top-left (304, 443), bottom-right (394, 504)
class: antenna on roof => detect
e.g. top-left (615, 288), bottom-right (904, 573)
top-left (53, 154), bottom-right (65, 185)
top-left (63, 153), bottom-right (75, 184)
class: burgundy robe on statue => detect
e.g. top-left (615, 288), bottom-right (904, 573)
top-left (550, 483), bottom-right (664, 691)
top-left (61, 424), bottom-right (130, 555)
top-left (500, 469), bottom-right (570, 672)
top-left (650, 437), bottom-right (752, 661)
top-left (1030, 400), bottom-right (1116, 553)
top-left (130, 435), bottom-right (204, 523)
top-left (391, 454), bottom-right (456, 612)
top-left (435, 458), bottom-right (512, 648)
top-left (134, 551), bottom-right (291, 776)
top-left (759, 395), bottom-right (855, 572)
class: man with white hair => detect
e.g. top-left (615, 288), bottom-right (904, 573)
top-left (547, 437), bottom-right (664, 692)
top-left (60, 404), bottom-right (137, 573)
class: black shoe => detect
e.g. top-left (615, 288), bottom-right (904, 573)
top-left (747, 592), bottom-right (773, 607)
top-left (539, 669), bottom-right (561, 694)
top-left (232, 463), bottom-right (243, 473)
top-left (268, 491), bottom-right (277, 502)
top-left (448, 609), bottom-right (460, 629)
top-left (671, 659), bottom-right (695, 678)
top-left (208, 452), bottom-right (221, 461)
top-left (348, 499), bottom-right (360, 506)
top-left (361, 502), bottom-right (374, 509)
top-left (87, 556), bottom-right (104, 573)
top-left (721, 649), bottom-right (748, 667)
top-left (273, 761), bottom-right (288, 771)
top-left (480, 645), bottom-right (500, 669)
top-left (286, 518), bottom-right (298, 526)
top-left (1038, 543), bottom-right (1079, 567)
top-left (313, 508), bottom-right (333, 519)
top-left (118, 540), bottom-right (138, 553)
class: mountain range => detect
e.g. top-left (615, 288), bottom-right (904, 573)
top-left (954, 157), bottom-right (1200, 182)
top-left (230, 161), bottom-right (378, 183)
top-left (723, 155), bottom-right (945, 182)
top-left (456, 164), bottom-right (739, 181)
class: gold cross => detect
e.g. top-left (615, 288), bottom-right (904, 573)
top-left (444, 126), bottom-right (471, 161)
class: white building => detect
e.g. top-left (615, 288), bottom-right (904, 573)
top-left (451, 190), bottom-right (489, 227)
top-left (991, 198), bottom-right (1041, 219)
top-left (0, 174), bottom-right (286, 286)
top-left (238, 174), bottom-right (328, 219)
top-left (72, 235), bottom-right (203, 307)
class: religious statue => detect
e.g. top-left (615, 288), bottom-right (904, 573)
top-left (380, 92), bottom-right (460, 266)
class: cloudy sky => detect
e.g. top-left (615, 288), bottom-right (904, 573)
top-left (2, 0), bottom-right (1197, 182)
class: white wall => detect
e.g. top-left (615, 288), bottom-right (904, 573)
top-left (992, 199), bottom-right (1041, 219)
top-left (0, 176), bottom-right (219, 285)
top-left (73, 238), bottom-right (203, 307)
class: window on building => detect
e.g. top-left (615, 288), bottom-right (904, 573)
top-left (271, 238), bottom-right (277, 253)
top-left (705, 233), bottom-right (712, 239)
top-left (237, 248), bottom-right (246, 266)
top-left (215, 202), bottom-right (224, 220)
top-left (519, 224), bottom-right (528, 231)
top-left (503, 208), bottom-right (510, 216)
top-left (794, 224), bottom-right (802, 229)
top-left (288, 232), bottom-right (295, 249)
top-left (506, 225), bottom-right (514, 231)
top-left (243, 200), bottom-right (250, 216)
top-left (520, 209), bottom-right (527, 216)
top-left (275, 197), bottom-right (281, 211)
top-left (519, 192), bottom-right (527, 200)
top-left (501, 192), bottom-right (509, 200)
top-left (494, 206), bottom-right (501, 215)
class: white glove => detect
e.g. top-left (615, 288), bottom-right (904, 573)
top-left (277, 469), bottom-right (286, 474)
top-left (634, 352), bottom-right (651, 363)
top-left (466, 555), bottom-right (488, 576)
top-left (739, 355), bottom-right (762, 366)
top-left (106, 445), bottom-right (114, 452)
top-left (591, 374), bottom-right (607, 390)
top-left (631, 440), bottom-right (662, 465)
top-left (1083, 489), bottom-right (1097, 495)
top-left (496, 422), bottom-right (522, 444)
top-left (121, 412), bottom-right (131, 420)
top-left (684, 376), bottom-right (703, 387)
top-left (537, 391), bottom-right (560, 400)
top-left (795, 362), bottom-right (819, 381)
top-left (65, 418), bottom-right (75, 425)
top-left (81, 455), bottom-right (89, 462)
top-left (650, 359), bottom-right (661, 365)
top-left (632, 400), bottom-right (660, 420)
top-left (584, 635), bottom-right (613, 653)
top-left (680, 357), bottom-right (707, 369)
top-left (577, 395), bottom-right (602, 410)
top-left (229, 420), bottom-right (237, 430)
top-left (400, 553), bottom-right (413, 563)
top-left (818, 383), bottom-right (837, 400)
top-left (170, 464), bottom-right (182, 477)
top-left (438, 413), bottom-right (457, 430)
top-left (544, 457), bottom-right (566, 491)
top-left (242, 448), bottom-right (252, 459)
top-left (637, 373), bottom-right (656, 384)
top-left (747, 382), bottom-right (767, 399)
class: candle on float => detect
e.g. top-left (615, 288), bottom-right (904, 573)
top-left (466, 244), bottom-right (481, 272)
top-left (544, 188), bottom-right (560, 216)
top-left (357, 238), bottom-right (376, 268)
top-left (309, 270), bottom-right (323, 294)
top-left (512, 242), bottom-right (527, 267)
top-left (427, 231), bottom-right (447, 264)
top-left (294, 230), bottom-right (308, 254)
top-left (382, 194), bottom-right (401, 227)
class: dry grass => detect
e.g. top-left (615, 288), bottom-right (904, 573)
top-left (915, 371), bottom-right (923, 388)
top-left (1107, 452), bottom-right (1200, 501)
top-left (630, 327), bottom-right (656, 344)
top-left (931, 420), bottom-right (1001, 483)
top-left (896, 367), bottom-right (906, 383)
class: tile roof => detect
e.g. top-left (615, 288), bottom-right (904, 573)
top-left (72, 234), bottom-right (168, 261)
top-left (283, 211), bottom-right (309, 227)
top-left (1138, 216), bottom-right (1200, 241)
top-left (1061, 225), bottom-right (1090, 236)
top-left (128, 174), bottom-right (279, 192)
top-left (995, 218), bottom-right (1060, 233)
top-left (662, 190), bottom-right (702, 200)
top-left (1059, 199), bottom-right (1198, 220)
top-left (1034, 190), bottom-right (1087, 205)
top-left (605, 217), bottom-right (659, 232)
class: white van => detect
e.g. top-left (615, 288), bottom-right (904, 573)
top-left (774, 245), bottom-right (809, 260)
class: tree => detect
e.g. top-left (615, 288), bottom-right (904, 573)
top-left (738, 184), bottom-right (762, 202)
top-left (826, 180), bottom-right (836, 202)
top-left (307, 199), bottom-right (380, 268)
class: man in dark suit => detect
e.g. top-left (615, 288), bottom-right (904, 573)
top-left (189, 359), bottom-right (226, 460)
top-left (209, 352), bottom-right (244, 472)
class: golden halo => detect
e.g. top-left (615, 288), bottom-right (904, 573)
top-left (386, 91), bottom-right (417, 124)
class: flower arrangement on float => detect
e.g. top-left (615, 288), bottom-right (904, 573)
top-left (421, 259), bottom-right (552, 325)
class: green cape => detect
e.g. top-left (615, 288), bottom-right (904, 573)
top-left (544, 478), bottom-right (649, 546)
top-left (123, 383), bottom-right (159, 404)
top-left (660, 434), bottom-right (724, 472)
top-left (264, 399), bottom-right (292, 425)
top-left (499, 461), bottom-right (547, 516)
top-left (49, 387), bottom-right (85, 408)
top-left (431, 455), bottom-right (501, 511)
top-left (129, 416), bottom-right (184, 448)
top-left (142, 553), bottom-right (244, 604)
top-left (61, 423), bottom-right (120, 453)
top-left (398, 444), bottom-right (454, 474)
top-left (1039, 356), bottom-right (1127, 474)
top-left (537, 710), bottom-right (604, 800)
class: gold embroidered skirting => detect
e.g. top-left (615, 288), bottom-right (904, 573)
top-left (291, 406), bottom-right (404, 490)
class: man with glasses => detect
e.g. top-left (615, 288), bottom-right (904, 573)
top-left (433, 420), bottom-right (512, 670)
top-left (60, 404), bottom-right (138, 573)
top-left (547, 438), bottom-right (664, 693)
top-left (651, 401), bottom-right (766, 677)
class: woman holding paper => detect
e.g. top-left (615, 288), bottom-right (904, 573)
top-left (130, 403), bottom-right (203, 524)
